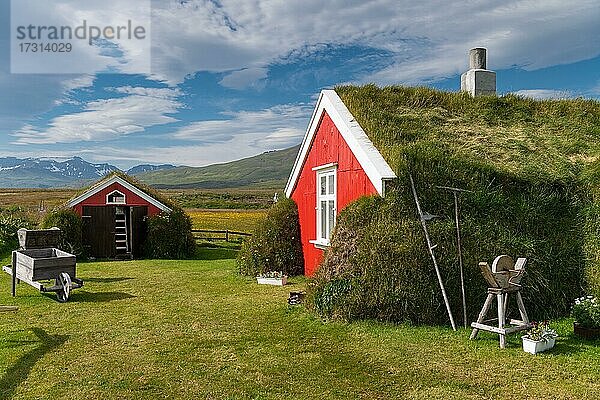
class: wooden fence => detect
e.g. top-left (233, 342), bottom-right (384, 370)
top-left (192, 229), bottom-right (252, 243)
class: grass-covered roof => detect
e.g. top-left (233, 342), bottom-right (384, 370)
top-left (336, 85), bottom-right (600, 189)
top-left (68, 171), bottom-right (179, 211)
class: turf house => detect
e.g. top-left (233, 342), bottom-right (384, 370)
top-left (285, 49), bottom-right (600, 324)
top-left (67, 173), bottom-right (172, 259)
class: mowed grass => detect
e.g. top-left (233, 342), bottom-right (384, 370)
top-left (0, 251), bottom-right (599, 399)
top-left (187, 209), bottom-right (267, 233)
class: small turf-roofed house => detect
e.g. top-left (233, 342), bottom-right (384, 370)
top-left (68, 173), bottom-right (171, 259)
top-left (286, 48), bottom-right (498, 276)
top-left (286, 49), bottom-right (600, 325)
top-left (285, 89), bottom-right (397, 276)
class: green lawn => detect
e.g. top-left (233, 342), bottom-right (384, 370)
top-left (0, 251), bottom-right (599, 399)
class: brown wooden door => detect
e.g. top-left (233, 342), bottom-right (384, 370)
top-left (82, 206), bottom-right (116, 258)
top-left (130, 206), bottom-right (148, 258)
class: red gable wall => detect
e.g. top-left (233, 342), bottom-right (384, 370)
top-left (290, 111), bottom-right (377, 276)
top-left (71, 182), bottom-right (163, 216)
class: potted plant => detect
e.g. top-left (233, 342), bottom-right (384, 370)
top-left (522, 321), bottom-right (557, 354)
top-left (572, 295), bottom-right (600, 340)
top-left (256, 271), bottom-right (287, 286)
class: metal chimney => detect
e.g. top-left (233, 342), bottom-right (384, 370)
top-left (461, 48), bottom-right (496, 96)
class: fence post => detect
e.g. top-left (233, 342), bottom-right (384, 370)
top-left (226, 230), bottom-right (229, 242)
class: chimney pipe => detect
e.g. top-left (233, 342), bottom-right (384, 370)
top-left (461, 47), bottom-right (496, 97)
top-left (469, 48), bottom-right (486, 69)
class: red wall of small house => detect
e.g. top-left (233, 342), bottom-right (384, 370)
top-left (290, 111), bottom-right (378, 277)
top-left (71, 182), bottom-right (163, 216)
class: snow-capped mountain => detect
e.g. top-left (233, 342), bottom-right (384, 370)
top-left (0, 156), bottom-right (175, 188)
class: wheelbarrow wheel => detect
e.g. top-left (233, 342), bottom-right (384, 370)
top-left (55, 272), bottom-right (72, 303)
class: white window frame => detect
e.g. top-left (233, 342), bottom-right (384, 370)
top-left (310, 164), bottom-right (337, 248)
top-left (106, 190), bottom-right (126, 205)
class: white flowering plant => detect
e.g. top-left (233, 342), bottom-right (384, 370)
top-left (524, 321), bottom-right (557, 342)
top-left (572, 296), bottom-right (600, 328)
top-left (258, 271), bottom-right (285, 279)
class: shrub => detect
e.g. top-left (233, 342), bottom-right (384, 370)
top-left (0, 211), bottom-right (35, 255)
top-left (237, 197), bottom-right (304, 277)
top-left (41, 208), bottom-right (84, 256)
top-left (572, 296), bottom-right (600, 328)
top-left (145, 209), bottom-right (196, 259)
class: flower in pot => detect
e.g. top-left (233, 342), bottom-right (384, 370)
top-left (522, 321), bottom-right (557, 354)
top-left (256, 270), bottom-right (288, 286)
top-left (572, 296), bottom-right (600, 340)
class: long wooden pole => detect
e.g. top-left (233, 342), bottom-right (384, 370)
top-left (454, 191), bottom-right (468, 328)
top-left (11, 251), bottom-right (17, 297)
top-left (437, 186), bottom-right (473, 329)
top-left (410, 174), bottom-right (457, 331)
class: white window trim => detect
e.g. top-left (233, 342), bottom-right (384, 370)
top-left (106, 190), bottom-right (126, 205)
top-left (313, 165), bottom-right (337, 247)
top-left (312, 162), bottom-right (337, 171)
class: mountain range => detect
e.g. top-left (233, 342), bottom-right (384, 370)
top-left (0, 156), bottom-right (175, 188)
top-left (0, 145), bottom-right (299, 189)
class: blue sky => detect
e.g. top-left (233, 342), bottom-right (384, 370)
top-left (1, 0), bottom-right (599, 169)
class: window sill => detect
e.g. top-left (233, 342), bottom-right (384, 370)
top-left (309, 239), bottom-right (330, 249)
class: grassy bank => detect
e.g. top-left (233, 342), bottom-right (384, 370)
top-left (0, 253), bottom-right (599, 399)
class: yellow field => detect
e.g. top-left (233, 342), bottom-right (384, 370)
top-left (186, 209), bottom-right (267, 233)
top-left (0, 189), bottom-right (76, 211)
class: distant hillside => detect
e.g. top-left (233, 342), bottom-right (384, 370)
top-left (126, 164), bottom-right (176, 175)
top-left (137, 145), bottom-right (300, 189)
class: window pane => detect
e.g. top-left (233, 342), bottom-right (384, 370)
top-left (320, 176), bottom-right (327, 196)
top-left (328, 174), bottom-right (335, 195)
top-left (328, 200), bottom-right (335, 238)
top-left (320, 201), bottom-right (327, 239)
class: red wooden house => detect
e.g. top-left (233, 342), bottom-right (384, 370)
top-left (285, 90), bottom-right (397, 276)
top-left (67, 174), bottom-right (171, 259)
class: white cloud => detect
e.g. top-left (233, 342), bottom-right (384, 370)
top-left (511, 89), bottom-right (573, 100)
top-left (173, 104), bottom-right (309, 145)
top-left (365, 1), bottom-right (600, 85)
top-left (112, 86), bottom-right (182, 98)
top-left (3, 0), bottom-right (600, 169)
top-left (219, 67), bottom-right (268, 89)
top-left (75, 138), bottom-right (295, 168)
top-left (62, 75), bottom-right (96, 92)
top-left (149, 0), bottom-right (600, 87)
top-left (57, 104), bottom-right (311, 168)
top-left (12, 87), bottom-right (182, 144)
top-left (589, 81), bottom-right (600, 96)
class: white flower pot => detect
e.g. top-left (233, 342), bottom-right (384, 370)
top-left (522, 336), bottom-right (555, 354)
top-left (256, 276), bottom-right (287, 286)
